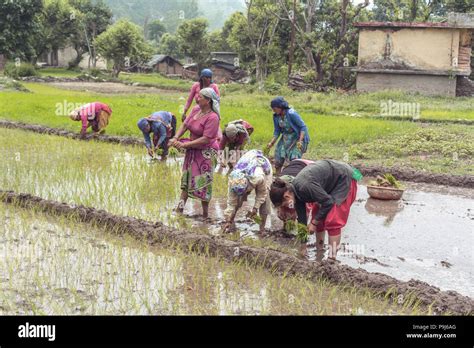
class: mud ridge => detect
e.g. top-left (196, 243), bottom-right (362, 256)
top-left (1, 190), bottom-right (472, 315)
top-left (0, 120), bottom-right (142, 146)
top-left (356, 164), bottom-right (474, 189)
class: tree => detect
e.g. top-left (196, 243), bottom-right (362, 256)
top-left (246, 0), bottom-right (281, 84)
top-left (226, 12), bottom-right (255, 69)
top-left (148, 19), bottom-right (167, 42)
top-left (208, 30), bottom-right (232, 52)
top-left (35, 0), bottom-right (78, 64)
top-left (177, 18), bottom-right (210, 71)
top-left (275, 0), bottom-right (370, 87)
top-left (101, 0), bottom-right (200, 33)
top-left (68, 0), bottom-right (113, 68)
top-left (0, 0), bottom-right (43, 61)
top-left (158, 33), bottom-right (184, 58)
top-left (94, 19), bottom-right (154, 77)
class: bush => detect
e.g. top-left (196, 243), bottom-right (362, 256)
top-left (0, 76), bottom-right (30, 92)
top-left (4, 61), bottom-right (37, 79)
top-left (89, 68), bottom-right (105, 78)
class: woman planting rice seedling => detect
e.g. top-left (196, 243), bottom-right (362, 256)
top-left (69, 101), bottom-right (112, 138)
top-left (275, 159), bottom-right (316, 224)
top-left (169, 88), bottom-right (221, 219)
top-left (219, 119), bottom-right (254, 171)
top-left (266, 96), bottom-right (310, 174)
top-left (270, 160), bottom-right (362, 260)
top-left (222, 149), bottom-right (273, 234)
top-left (182, 69), bottom-right (220, 122)
top-left (137, 111), bottom-right (177, 161)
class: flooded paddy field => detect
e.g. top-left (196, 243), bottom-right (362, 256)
top-left (1, 127), bottom-right (472, 311)
top-left (0, 203), bottom-right (423, 315)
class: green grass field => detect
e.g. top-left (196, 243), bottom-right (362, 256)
top-left (1, 77), bottom-right (473, 175)
top-left (37, 68), bottom-right (474, 121)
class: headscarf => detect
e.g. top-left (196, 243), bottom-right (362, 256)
top-left (137, 118), bottom-right (151, 132)
top-left (225, 120), bottom-right (250, 142)
top-left (69, 109), bottom-right (81, 121)
top-left (200, 69), bottom-right (213, 78)
top-left (228, 170), bottom-right (248, 196)
top-left (270, 96), bottom-right (289, 109)
top-left (200, 87), bottom-right (220, 116)
top-left (225, 123), bottom-right (239, 139)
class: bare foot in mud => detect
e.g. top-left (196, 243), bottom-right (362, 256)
top-left (174, 200), bottom-right (185, 214)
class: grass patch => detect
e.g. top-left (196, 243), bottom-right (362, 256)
top-left (1, 81), bottom-right (472, 175)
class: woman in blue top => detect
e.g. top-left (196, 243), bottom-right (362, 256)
top-left (266, 96), bottom-right (310, 174)
top-left (137, 111), bottom-right (177, 161)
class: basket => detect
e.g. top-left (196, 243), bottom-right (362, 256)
top-left (367, 185), bottom-right (404, 200)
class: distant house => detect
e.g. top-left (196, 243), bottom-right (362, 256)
top-left (38, 46), bottom-right (107, 69)
top-left (353, 13), bottom-right (474, 97)
top-left (146, 54), bottom-right (183, 76)
top-left (182, 52), bottom-right (247, 83)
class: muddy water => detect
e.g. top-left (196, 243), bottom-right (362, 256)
top-left (336, 179), bottom-right (474, 298)
top-left (186, 179), bottom-right (474, 298)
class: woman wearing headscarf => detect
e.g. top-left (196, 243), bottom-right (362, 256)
top-left (182, 68), bottom-right (220, 122)
top-left (269, 159), bottom-right (362, 260)
top-left (69, 101), bottom-right (112, 139)
top-left (266, 96), bottom-right (310, 174)
top-left (222, 149), bottom-right (273, 234)
top-left (219, 119), bottom-right (254, 171)
top-left (137, 111), bottom-right (177, 161)
top-left (169, 87), bottom-right (221, 219)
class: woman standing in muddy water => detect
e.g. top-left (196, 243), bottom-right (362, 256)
top-left (182, 69), bottom-right (220, 122)
top-left (266, 97), bottom-right (310, 174)
top-left (270, 160), bottom-right (362, 260)
top-left (169, 88), bottom-right (220, 219)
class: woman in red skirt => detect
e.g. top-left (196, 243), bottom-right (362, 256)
top-left (270, 160), bottom-right (361, 260)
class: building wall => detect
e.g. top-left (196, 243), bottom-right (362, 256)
top-left (358, 28), bottom-right (461, 71)
top-left (40, 46), bottom-right (107, 69)
top-left (212, 66), bottom-right (234, 83)
top-left (356, 72), bottom-right (457, 96)
top-left (155, 61), bottom-right (183, 75)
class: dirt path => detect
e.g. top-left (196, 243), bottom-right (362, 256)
top-left (1, 120), bottom-right (473, 188)
top-left (1, 190), bottom-right (472, 315)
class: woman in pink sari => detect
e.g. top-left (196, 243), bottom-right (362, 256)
top-left (182, 69), bottom-right (220, 122)
top-left (169, 88), bottom-right (220, 218)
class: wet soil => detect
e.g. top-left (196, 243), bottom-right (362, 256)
top-left (356, 163), bottom-right (474, 188)
top-left (1, 190), bottom-right (472, 315)
top-left (0, 120), bottom-right (143, 146)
